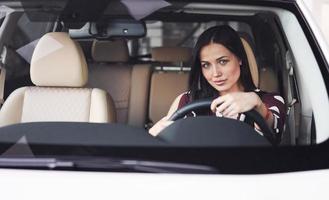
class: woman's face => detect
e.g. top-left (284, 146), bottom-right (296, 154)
top-left (200, 42), bottom-right (242, 95)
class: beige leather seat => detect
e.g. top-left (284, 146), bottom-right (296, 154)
top-left (87, 39), bottom-right (151, 127)
top-left (149, 47), bottom-right (192, 123)
top-left (240, 37), bottom-right (278, 92)
top-left (0, 32), bottom-right (116, 127)
top-left (148, 39), bottom-right (279, 124)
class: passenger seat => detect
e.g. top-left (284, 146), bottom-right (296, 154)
top-left (0, 32), bottom-right (116, 127)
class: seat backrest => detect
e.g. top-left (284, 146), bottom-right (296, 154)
top-left (240, 37), bottom-right (279, 92)
top-left (0, 32), bottom-right (116, 127)
top-left (148, 47), bottom-right (191, 123)
top-left (87, 39), bottom-right (151, 126)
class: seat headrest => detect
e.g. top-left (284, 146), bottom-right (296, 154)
top-left (92, 39), bottom-right (129, 62)
top-left (151, 47), bottom-right (192, 62)
top-left (240, 37), bottom-right (259, 87)
top-left (30, 32), bottom-right (88, 87)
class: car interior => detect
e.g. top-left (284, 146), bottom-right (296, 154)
top-left (0, 1), bottom-right (328, 147)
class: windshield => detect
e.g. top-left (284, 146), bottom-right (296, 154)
top-left (0, 0), bottom-right (329, 174)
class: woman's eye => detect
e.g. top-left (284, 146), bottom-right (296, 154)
top-left (201, 63), bottom-right (210, 68)
top-left (218, 59), bottom-right (229, 65)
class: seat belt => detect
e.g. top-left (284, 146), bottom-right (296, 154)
top-left (283, 51), bottom-right (299, 144)
top-left (286, 98), bottom-right (297, 117)
top-left (0, 46), bottom-right (7, 107)
top-left (0, 66), bottom-right (5, 106)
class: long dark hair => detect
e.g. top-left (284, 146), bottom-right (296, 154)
top-left (189, 25), bottom-right (256, 100)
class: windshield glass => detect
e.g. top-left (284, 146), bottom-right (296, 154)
top-left (0, 0), bottom-right (329, 174)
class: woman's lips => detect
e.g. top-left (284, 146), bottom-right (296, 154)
top-left (213, 79), bottom-right (226, 86)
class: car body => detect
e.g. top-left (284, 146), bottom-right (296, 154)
top-left (0, 0), bottom-right (329, 199)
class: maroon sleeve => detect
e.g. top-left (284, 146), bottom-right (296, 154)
top-left (261, 93), bottom-right (286, 135)
top-left (177, 93), bottom-right (190, 110)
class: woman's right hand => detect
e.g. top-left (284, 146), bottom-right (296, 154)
top-left (148, 116), bottom-right (173, 137)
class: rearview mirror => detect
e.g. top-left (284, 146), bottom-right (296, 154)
top-left (89, 20), bottom-right (146, 39)
top-left (69, 20), bottom-right (146, 39)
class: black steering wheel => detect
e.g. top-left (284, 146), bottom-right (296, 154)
top-left (168, 99), bottom-right (278, 145)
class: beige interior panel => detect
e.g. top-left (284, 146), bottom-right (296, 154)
top-left (149, 72), bottom-right (189, 123)
top-left (241, 37), bottom-right (259, 87)
top-left (259, 67), bottom-right (279, 92)
top-left (91, 40), bottom-right (129, 62)
top-left (151, 47), bottom-right (192, 62)
top-left (21, 87), bottom-right (91, 123)
top-left (87, 64), bottom-right (132, 123)
top-left (0, 87), bottom-right (27, 127)
top-left (31, 32), bottom-right (88, 87)
top-left (128, 64), bottom-right (152, 127)
top-left (90, 88), bottom-right (116, 123)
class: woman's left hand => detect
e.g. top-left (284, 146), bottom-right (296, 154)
top-left (210, 92), bottom-right (262, 118)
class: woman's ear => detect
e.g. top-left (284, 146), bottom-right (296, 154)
top-left (239, 60), bottom-right (242, 66)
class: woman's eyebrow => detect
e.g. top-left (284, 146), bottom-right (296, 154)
top-left (201, 56), bottom-right (228, 63)
top-left (216, 56), bottom-right (229, 60)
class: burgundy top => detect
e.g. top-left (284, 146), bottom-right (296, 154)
top-left (177, 90), bottom-right (286, 137)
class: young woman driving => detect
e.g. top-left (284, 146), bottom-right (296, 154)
top-left (149, 25), bottom-right (285, 141)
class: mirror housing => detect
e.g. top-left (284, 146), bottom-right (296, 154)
top-left (69, 20), bottom-right (146, 39)
top-left (89, 20), bottom-right (146, 39)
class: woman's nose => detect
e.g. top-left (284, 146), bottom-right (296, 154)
top-left (212, 65), bottom-right (222, 77)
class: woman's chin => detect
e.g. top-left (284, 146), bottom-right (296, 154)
top-left (211, 83), bottom-right (228, 90)
top-left (210, 82), bottom-right (240, 94)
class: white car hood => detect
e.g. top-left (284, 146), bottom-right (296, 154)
top-left (0, 168), bottom-right (328, 199)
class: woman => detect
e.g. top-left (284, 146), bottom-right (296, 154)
top-left (149, 25), bottom-right (285, 142)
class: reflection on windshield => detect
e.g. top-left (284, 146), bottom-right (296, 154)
top-left (2, 136), bottom-right (34, 157)
top-left (121, 0), bottom-right (171, 20)
top-left (20, 0), bottom-right (171, 22)
top-left (0, 157), bottom-right (218, 173)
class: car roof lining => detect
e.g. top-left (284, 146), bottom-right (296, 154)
top-left (1, 1), bottom-right (286, 23)
top-left (144, 13), bottom-right (256, 23)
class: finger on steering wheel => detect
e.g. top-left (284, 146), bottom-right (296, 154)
top-left (222, 104), bottom-right (237, 116)
top-left (214, 100), bottom-right (231, 114)
top-left (210, 97), bottom-right (225, 112)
